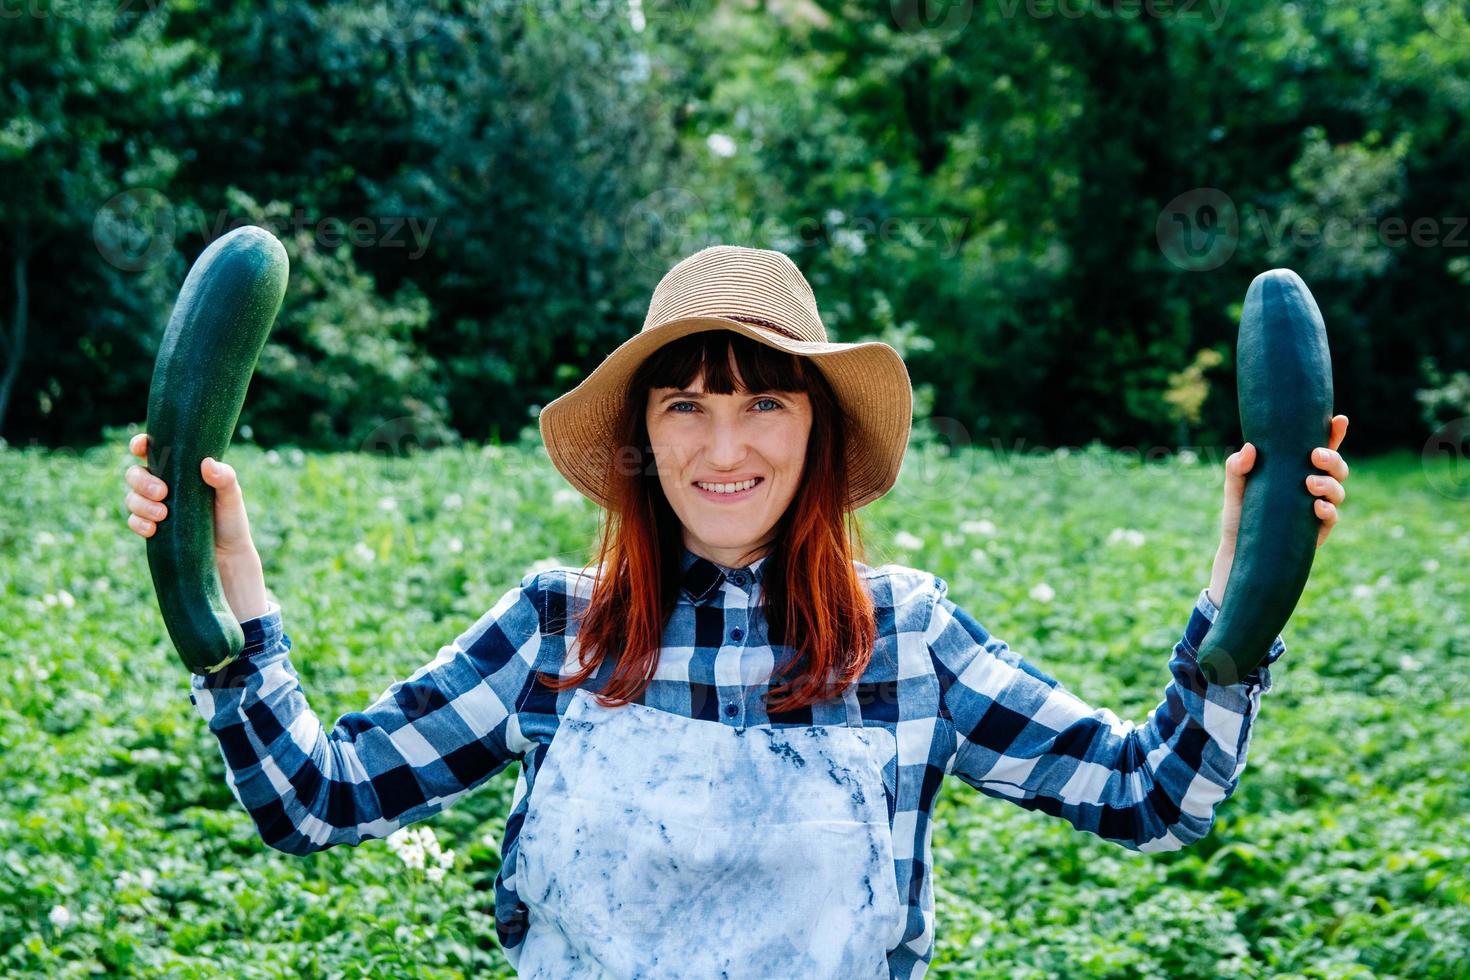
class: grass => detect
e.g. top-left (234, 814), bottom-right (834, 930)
top-left (0, 427), bottom-right (1464, 977)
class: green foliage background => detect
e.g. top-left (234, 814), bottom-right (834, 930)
top-left (2, 0), bottom-right (1469, 453)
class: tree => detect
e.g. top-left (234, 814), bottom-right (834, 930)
top-left (0, 4), bottom-right (224, 441)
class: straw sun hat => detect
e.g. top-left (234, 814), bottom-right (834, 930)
top-left (538, 244), bottom-right (914, 512)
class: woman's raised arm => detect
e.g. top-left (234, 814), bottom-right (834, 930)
top-left (926, 577), bottom-right (1284, 852)
top-left (188, 572), bottom-right (548, 855)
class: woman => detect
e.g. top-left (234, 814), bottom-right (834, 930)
top-left (123, 245), bottom-right (1351, 978)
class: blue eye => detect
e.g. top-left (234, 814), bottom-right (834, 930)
top-left (666, 397), bottom-right (783, 414)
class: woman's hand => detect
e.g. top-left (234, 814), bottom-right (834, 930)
top-left (124, 432), bottom-right (270, 622)
top-left (1207, 414), bottom-right (1350, 606)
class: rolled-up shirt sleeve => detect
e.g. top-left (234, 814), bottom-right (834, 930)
top-left (188, 572), bottom-right (547, 855)
top-left (926, 576), bottom-right (1285, 853)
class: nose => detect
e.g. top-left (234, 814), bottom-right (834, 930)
top-left (704, 417), bottom-right (749, 469)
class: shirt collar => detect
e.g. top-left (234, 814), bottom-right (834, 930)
top-left (678, 546), bottom-right (770, 604)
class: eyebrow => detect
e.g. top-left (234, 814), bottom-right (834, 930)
top-left (657, 389), bottom-right (782, 402)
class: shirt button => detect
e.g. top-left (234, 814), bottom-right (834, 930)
top-left (724, 702), bottom-right (738, 717)
top-left (730, 627), bottom-right (743, 641)
top-left (730, 573), bottom-right (746, 586)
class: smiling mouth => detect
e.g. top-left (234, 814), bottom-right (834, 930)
top-left (693, 476), bottom-right (764, 500)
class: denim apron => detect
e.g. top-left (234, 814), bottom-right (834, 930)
top-left (512, 685), bottom-right (903, 978)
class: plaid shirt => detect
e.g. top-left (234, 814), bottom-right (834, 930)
top-left (189, 545), bottom-right (1285, 978)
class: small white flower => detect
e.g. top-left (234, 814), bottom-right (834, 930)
top-left (1351, 583), bottom-right (1374, 600)
top-left (1030, 582), bottom-right (1056, 603)
top-left (894, 531), bottom-right (924, 551)
top-left (1423, 559), bottom-right (1439, 573)
top-left (266, 449), bottom-right (282, 465)
top-left (1390, 525), bottom-right (1405, 539)
top-left (480, 830), bottom-right (499, 850)
top-left (832, 228), bottom-right (867, 255)
top-left (379, 497), bottom-right (398, 511)
top-left (448, 537), bottom-right (464, 553)
top-left (439, 848), bottom-right (456, 869)
top-left (48, 905), bottom-right (70, 929)
top-left (969, 547), bottom-right (989, 565)
top-left (95, 577), bottom-right (111, 592)
top-left (37, 530), bottom-right (57, 546)
top-left (114, 868), bottom-right (157, 891)
top-left (553, 488), bottom-right (582, 507)
top-left (441, 493), bottom-right (464, 510)
top-left (353, 541), bottom-right (376, 563)
top-left (961, 519), bottom-right (997, 537)
top-left (425, 865), bottom-right (446, 883)
top-left (1107, 528), bottom-right (1146, 547)
top-left (706, 133), bottom-right (737, 158)
top-left (1398, 654), bottom-right (1422, 671)
top-left (43, 593), bottom-right (57, 606)
top-left (58, 589), bottom-right (76, 608)
top-left (288, 448), bottom-right (306, 466)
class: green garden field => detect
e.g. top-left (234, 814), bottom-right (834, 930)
top-left (2, 431), bottom-right (1464, 977)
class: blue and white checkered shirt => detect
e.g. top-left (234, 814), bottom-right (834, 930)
top-left (189, 545), bottom-right (1285, 978)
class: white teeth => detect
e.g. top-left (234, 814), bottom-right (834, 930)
top-left (696, 478), bottom-right (760, 494)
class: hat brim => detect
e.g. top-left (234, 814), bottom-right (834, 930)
top-left (538, 315), bottom-right (913, 511)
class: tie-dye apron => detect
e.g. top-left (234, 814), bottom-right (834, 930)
top-left (513, 685), bottom-right (903, 978)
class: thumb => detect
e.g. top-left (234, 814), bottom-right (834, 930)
top-left (202, 457), bottom-right (242, 497)
top-left (1224, 442), bottom-right (1254, 494)
top-left (1230, 442), bottom-right (1256, 476)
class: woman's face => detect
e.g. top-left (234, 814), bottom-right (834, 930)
top-left (645, 360), bottom-right (813, 569)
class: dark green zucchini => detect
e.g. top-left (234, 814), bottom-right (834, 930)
top-left (1196, 268), bottom-right (1333, 685)
top-left (144, 226), bottom-right (289, 675)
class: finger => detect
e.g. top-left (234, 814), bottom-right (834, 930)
top-left (1327, 414), bottom-right (1348, 452)
top-left (126, 465), bottom-right (167, 500)
top-left (1312, 446), bottom-right (1349, 481)
top-left (1315, 497), bottom-right (1338, 548)
top-left (129, 433), bottom-right (148, 458)
top-left (1306, 474), bottom-right (1346, 506)
top-left (126, 490), bottom-right (167, 522)
top-left (128, 513), bottom-right (156, 537)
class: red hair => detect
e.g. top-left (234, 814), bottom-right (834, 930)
top-left (535, 329), bottom-right (879, 715)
